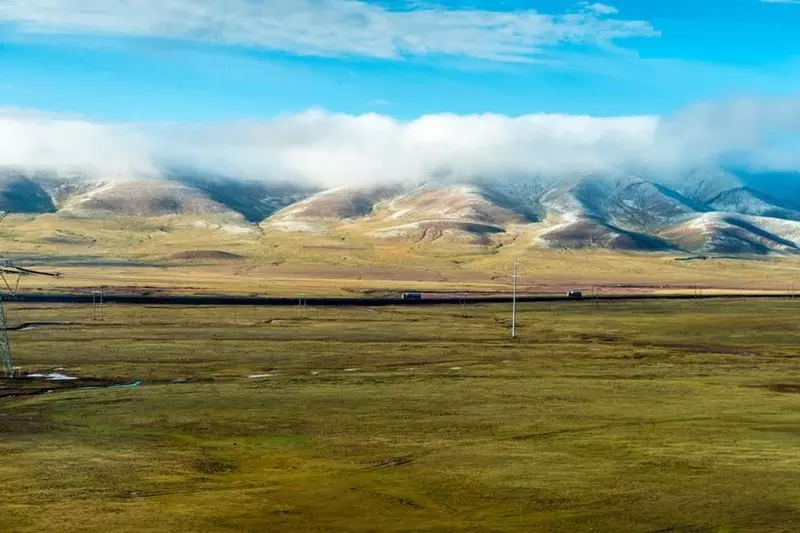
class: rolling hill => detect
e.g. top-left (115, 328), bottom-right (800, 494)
top-left (57, 180), bottom-right (236, 218)
top-left (1, 166), bottom-right (800, 256)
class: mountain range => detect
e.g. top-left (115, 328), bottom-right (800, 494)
top-left (2, 167), bottom-right (800, 256)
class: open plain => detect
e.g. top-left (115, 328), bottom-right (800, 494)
top-left (4, 213), bottom-right (800, 298)
top-left (1, 299), bottom-right (798, 533)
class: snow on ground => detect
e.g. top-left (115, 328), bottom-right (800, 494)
top-left (686, 212), bottom-right (725, 233)
top-left (678, 212), bottom-right (800, 252)
top-left (267, 188), bottom-right (350, 220)
top-left (220, 224), bottom-right (259, 235)
top-left (265, 220), bottom-right (328, 234)
top-left (27, 373), bottom-right (78, 381)
top-left (383, 185), bottom-right (492, 222)
top-left (532, 211), bottom-right (581, 247)
top-left (744, 215), bottom-right (800, 244)
top-left (185, 220), bottom-right (260, 235)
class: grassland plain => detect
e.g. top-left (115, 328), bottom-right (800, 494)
top-left (1, 300), bottom-right (799, 533)
top-left (4, 214), bottom-right (800, 297)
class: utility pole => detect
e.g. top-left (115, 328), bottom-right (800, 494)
top-left (512, 256), bottom-right (518, 339)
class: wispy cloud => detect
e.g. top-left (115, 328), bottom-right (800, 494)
top-left (583, 3), bottom-right (620, 15)
top-left (0, 0), bottom-right (657, 62)
top-left (3, 96), bottom-right (800, 186)
top-left (761, 0), bottom-right (800, 4)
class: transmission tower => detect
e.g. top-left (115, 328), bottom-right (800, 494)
top-left (0, 212), bottom-right (62, 376)
top-left (297, 293), bottom-right (308, 318)
top-left (92, 290), bottom-right (105, 321)
top-left (0, 298), bottom-right (12, 376)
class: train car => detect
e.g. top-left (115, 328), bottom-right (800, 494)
top-left (567, 290), bottom-right (583, 300)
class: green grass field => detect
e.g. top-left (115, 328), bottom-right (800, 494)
top-left (1, 300), bottom-right (799, 532)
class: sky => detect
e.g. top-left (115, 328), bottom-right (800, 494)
top-left (1, 0), bottom-right (800, 185)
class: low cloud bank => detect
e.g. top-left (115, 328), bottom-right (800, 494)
top-left (2, 96), bottom-right (800, 187)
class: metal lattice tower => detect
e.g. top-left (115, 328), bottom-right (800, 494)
top-left (0, 296), bottom-right (13, 376)
top-left (0, 212), bottom-right (12, 376)
top-left (0, 211), bottom-right (62, 377)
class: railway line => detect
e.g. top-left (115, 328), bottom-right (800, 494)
top-left (1, 291), bottom-right (797, 306)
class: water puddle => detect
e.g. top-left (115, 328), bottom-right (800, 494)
top-left (78, 381), bottom-right (143, 391)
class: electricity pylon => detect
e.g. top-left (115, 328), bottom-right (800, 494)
top-left (0, 212), bottom-right (62, 376)
top-left (0, 211), bottom-right (13, 376)
top-left (0, 299), bottom-right (12, 376)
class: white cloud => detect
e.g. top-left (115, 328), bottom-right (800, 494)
top-left (583, 3), bottom-right (620, 15)
top-left (0, 0), bottom-right (657, 62)
top-left (0, 109), bottom-right (158, 178)
top-left (3, 97), bottom-right (800, 187)
top-left (761, 0), bottom-right (800, 4)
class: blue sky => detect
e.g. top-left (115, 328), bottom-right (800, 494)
top-left (1, 0), bottom-right (799, 121)
top-left (1, 0), bottom-right (800, 184)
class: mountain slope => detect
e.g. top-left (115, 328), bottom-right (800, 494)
top-left (59, 180), bottom-right (236, 218)
top-left (0, 173), bottom-right (57, 213)
top-left (378, 185), bottom-right (528, 226)
top-left (542, 177), bottom-right (707, 233)
top-left (536, 216), bottom-right (674, 251)
top-left (662, 214), bottom-right (800, 255)
top-left (269, 187), bottom-right (396, 221)
top-left (708, 187), bottom-right (800, 220)
top-left (173, 173), bottom-right (312, 223)
top-left (264, 184), bottom-right (528, 241)
top-left (0, 166), bottom-right (799, 256)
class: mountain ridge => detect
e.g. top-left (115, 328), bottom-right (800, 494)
top-left (2, 167), bottom-right (800, 256)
